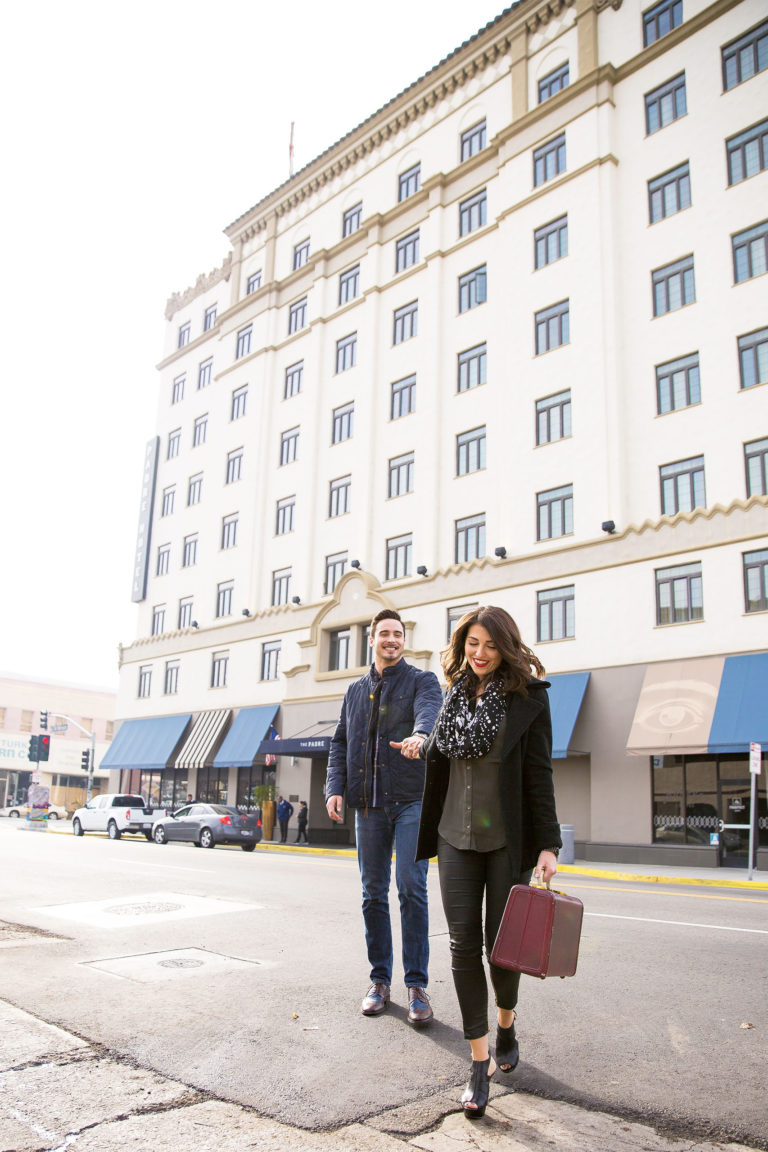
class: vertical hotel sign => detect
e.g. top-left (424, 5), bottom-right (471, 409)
top-left (131, 437), bottom-right (160, 602)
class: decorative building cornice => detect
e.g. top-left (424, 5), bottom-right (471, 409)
top-left (165, 253), bottom-right (233, 320)
top-left (525, 0), bottom-right (576, 34)
top-left (594, 0), bottom-right (623, 11)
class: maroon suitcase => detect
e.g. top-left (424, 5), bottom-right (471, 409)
top-left (491, 882), bottom-right (584, 979)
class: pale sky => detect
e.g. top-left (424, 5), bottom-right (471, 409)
top-left (0, 0), bottom-right (508, 692)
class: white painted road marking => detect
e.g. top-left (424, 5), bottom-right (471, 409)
top-left (586, 912), bottom-right (768, 934)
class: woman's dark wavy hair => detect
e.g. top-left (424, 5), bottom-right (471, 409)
top-left (442, 605), bottom-right (545, 695)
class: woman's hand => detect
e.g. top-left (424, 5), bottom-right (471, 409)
top-left (390, 735), bottom-right (425, 759)
top-left (533, 850), bottom-right (558, 886)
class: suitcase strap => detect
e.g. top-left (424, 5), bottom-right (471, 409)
top-left (530, 879), bottom-right (568, 897)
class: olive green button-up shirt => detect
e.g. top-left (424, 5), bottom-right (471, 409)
top-left (437, 721), bottom-right (507, 852)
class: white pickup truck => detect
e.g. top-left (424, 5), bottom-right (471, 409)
top-left (71, 794), bottom-right (168, 841)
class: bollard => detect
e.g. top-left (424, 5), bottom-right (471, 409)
top-left (559, 823), bottom-right (575, 865)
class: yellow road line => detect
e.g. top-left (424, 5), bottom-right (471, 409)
top-left (560, 882), bottom-right (768, 903)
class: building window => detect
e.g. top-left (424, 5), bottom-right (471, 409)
top-left (359, 625), bottom-right (371, 666)
top-left (744, 549), bottom-right (768, 612)
top-left (395, 230), bottom-right (419, 273)
top-left (457, 427), bottom-right (486, 475)
top-left (236, 326), bottom-right (252, 359)
top-left (178, 323), bottom-right (190, 349)
top-left (231, 385), bottom-right (248, 420)
top-left (459, 265), bottom-right (487, 313)
top-left (537, 586), bottom-right (575, 641)
top-left (645, 73), bottom-right (686, 134)
top-left (722, 20), bottom-right (768, 90)
top-left (325, 551), bottom-right (348, 594)
top-left (461, 119), bottom-right (486, 161)
top-left (284, 361), bottom-right (303, 399)
top-left (276, 495), bottom-right (295, 535)
top-left (182, 534), bottom-right (198, 567)
top-left (156, 544), bottom-right (170, 576)
top-left (652, 256), bottom-right (695, 315)
top-left (216, 581), bottom-right (233, 618)
top-left (458, 344), bottom-right (487, 392)
top-left (193, 414), bottom-right (208, 446)
top-left (332, 402), bottom-right (354, 444)
top-left (386, 534), bottom-right (412, 580)
top-left (138, 666), bottom-right (152, 698)
top-left (203, 304), bottom-right (217, 331)
top-left (161, 486), bottom-right (175, 517)
top-left (343, 202), bottom-right (362, 237)
top-left (656, 353), bottom-right (700, 414)
top-left (211, 651), bottom-right (229, 688)
top-left (221, 513), bottom-right (238, 549)
top-left (329, 629), bottom-right (351, 672)
top-left (152, 605), bottom-right (166, 636)
top-left (288, 297), bottom-right (307, 334)
top-left (649, 162), bottom-right (691, 223)
top-left (459, 189), bottom-right (487, 237)
top-left (178, 598), bottom-right (193, 629)
top-left (246, 270), bottom-right (262, 294)
top-left (167, 428), bottom-right (181, 459)
top-left (533, 133), bottom-right (566, 186)
top-left (537, 484), bottom-right (574, 540)
top-left (280, 426), bottom-right (299, 464)
top-left (535, 300), bottom-right (570, 354)
top-left (455, 514), bottom-right (486, 563)
top-left (339, 264), bottom-right (360, 306)
top-left (727, 119), bottom-right (768, 185)
top-left (656, 562), bottom-right (703, 625)
top-left (534, 215), bottom-right (568, 269)
top-left (733, 221), bottom-right (768, 283)
top-left (198, 358), bottom-right (213, 389)
top-left (536, 391), bottom-right (572, 444)
top-left (393, 300), bottom-right (418, 344)
top-left (643, 0), bottom-right (682, 46)
top-left (336, 332), bottom-right (357, 373)
top-left (738, 327), bottom-right (768, 389)
top-left (660, 456), bottom-right (706, 515)
top-left (399, 163), bottom-right (421, 202)
top-left (164, 661), bottom-right (179, 695)
top-left (389, 451), bottom-right (414, 498)
top-left (745, 437), bottom-right (768, 496)
top-left (272, 568), bottom-right (291, 606)
top-left (171, 375), bottom-right (185, 404)
top-left (447, 603), bottom-right (480, 639)
top-left (226, 448), bottom-right (243, 484)
top-left (391, 374), bottom-right (416, 419)
top-left (293, 238), bottom-right (310, 270)
top-left (538, 62), bottom-right (570, 102)
top-left (329, 475), bottom-right (351, 517)
top-left (187, 473), bottom-right (203, 506)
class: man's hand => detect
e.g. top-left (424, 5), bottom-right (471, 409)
top-left (390, 735), bottom-right (426, 759)
top-left (326, 795), bottom-right (344, 822)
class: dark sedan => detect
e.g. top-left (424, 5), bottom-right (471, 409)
top-left (153, 803), bottom-right (262, 850)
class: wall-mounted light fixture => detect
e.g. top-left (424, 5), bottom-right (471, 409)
top-left (291, 595), bottom-right (301, 605)
top-left (191, 621), bottom-right (199, 629)
top-left (242, 608), bottom-right (251, 617)
top-left (601, 520), bottom-right (616, 535)
top-left (350, 559), bottom-right (361, 569)
top-left (417, 565), bottom-right (428, 576)
top-left (494, 546), bottom-right (507, 559)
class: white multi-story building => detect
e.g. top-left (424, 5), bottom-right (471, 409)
top-left (109, 0), bottom-right (768, 868)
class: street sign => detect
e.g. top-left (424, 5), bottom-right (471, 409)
top-left (749, 742), bottom-right (762, 775)
top-left (51, 723), bottom-right (68, 733)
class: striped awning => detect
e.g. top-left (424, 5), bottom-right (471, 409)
top-left (174, 709), bottom-right (232, 771)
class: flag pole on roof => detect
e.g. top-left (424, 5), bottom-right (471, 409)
top-left (289, 122), bottom-right (295, 178)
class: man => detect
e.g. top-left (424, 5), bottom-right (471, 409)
top-left (326, 608), bottom-right (442, 1024)
top-left (276, 795), bottom-right (294, 843)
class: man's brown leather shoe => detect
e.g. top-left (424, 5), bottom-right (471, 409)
top-left (361, 982), bottom-right (390, 1015)
top-left (407, 986), bottom-right (433, 1025)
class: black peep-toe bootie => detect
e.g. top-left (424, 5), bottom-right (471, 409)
top-left (461, 1057), bottom-right (494, 1119)
top-left (496, 1021), bottom-right (519, 1072)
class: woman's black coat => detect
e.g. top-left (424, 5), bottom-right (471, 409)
top-left (415, 679), bottom-right (562, 875)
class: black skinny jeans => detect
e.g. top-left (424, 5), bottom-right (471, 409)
top-left (438, 835), bottom-right (532, 1040)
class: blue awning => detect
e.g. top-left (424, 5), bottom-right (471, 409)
top-left (258, 735), bottom-right (331, 759)
top-left (100, 714), bottom-right (192, 772)
top-left (547, 672), bottom-right (590, 758)
top-left (213, 705), bottom-right (279, 769)
top-left (708, 653), bottom-right (768, 754)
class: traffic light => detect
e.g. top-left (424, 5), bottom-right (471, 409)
top-left (40, 710), bottom-right (48, 730)
top-left (81, 749), bottom-right (90, 771)
top-left (37, 735), bottom-right (51, 762)
top-left (27, 735), bottom-right (39, 761)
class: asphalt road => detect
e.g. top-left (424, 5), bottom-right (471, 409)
top-left (0, 820), bottom-right (765, 1147)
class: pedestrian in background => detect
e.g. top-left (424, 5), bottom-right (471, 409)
top-left (416, 606), bottom-right (561, 1119)
top-left (276, 795), bottom-right (294, 843)
top-left (295, 800), bottom-right (309, 843)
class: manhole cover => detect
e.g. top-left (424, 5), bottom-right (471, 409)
top-left (104, 902), bottom-right (183, 916)
top-left (157, 958), bottom-right (205, 969)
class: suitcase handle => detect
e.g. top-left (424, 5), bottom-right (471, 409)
top-left (531, 878), bottom-right (569, 896)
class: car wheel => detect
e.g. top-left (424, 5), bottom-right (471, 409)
top-left (153, 825), bottom-right (167, 844)
top-left (241, 843), bottom-right (256, 852)
top-left (108, 820), bottom-right (121, 840)
top-left (72, 819), bottom-right (83, 837)
top-left (9, 810), bottom-right (19, 818)
top-left (199, 827), bottom-right (215, 849)
top-left (144, 831), bottom-right (154, 841)
top-left (48, 811), bottom-right (59, 820)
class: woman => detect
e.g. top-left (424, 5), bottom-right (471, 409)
top-left (415, 606), bottom-right (561, 1119)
